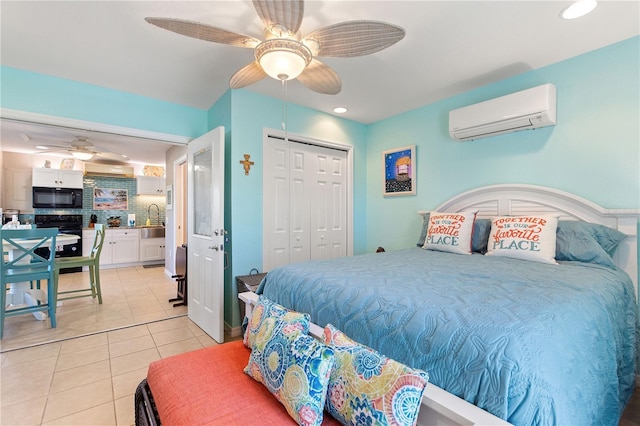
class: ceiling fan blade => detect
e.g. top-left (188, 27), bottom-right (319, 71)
top-left (296, 59), bottom-right (341, 95)
top-left (252, 0), bottom-right (304, 34)
top-left (303, 20), bottom-right (405, 57)
top-left (230, 62), bottom-right (267, 89)
top-left (145, 18), bottom-right (260, 48)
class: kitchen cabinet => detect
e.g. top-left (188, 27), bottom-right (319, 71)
top-left (82, 229), bottom-right (95, 257)
top-left (3, 168), bottom-right (33, 213)
top-left (137, 176), bottom-right (165, 195)
top-left (32, 168), bottom-right (83, 188)
top-left (139, 238), bottom-right (166, 262)
top-left (86, 228), bottom-right (139, 265)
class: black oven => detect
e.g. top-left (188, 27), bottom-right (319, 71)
top-left (32, 187), bottom-right (83, 209)
top-left (35, 214), bottom-right (83, 274)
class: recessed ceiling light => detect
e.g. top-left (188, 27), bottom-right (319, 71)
top-left (560, 0), bottom-right (598, 19)
top-left (333, 107), bottom-right (347, 114)
top-left (35, 145), bottom-right (48, 150)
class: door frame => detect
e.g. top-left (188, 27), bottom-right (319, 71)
top-left (172, 154), bottom-right (188, 254)
top-left (262, 128), bottom-right (354, 270)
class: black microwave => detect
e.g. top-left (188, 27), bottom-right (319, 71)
top-left (32, 187), bottom-right (83, 209)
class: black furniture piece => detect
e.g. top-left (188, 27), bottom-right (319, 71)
top-left (169, 244), bottom-right (187, 307)
top-left (236, 269), bottom-right (267, 320)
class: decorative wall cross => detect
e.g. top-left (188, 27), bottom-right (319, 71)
top-left (240, 154), bottom-right (255, 176)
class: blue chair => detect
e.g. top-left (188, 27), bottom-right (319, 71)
top-left (1, 228), bottom-right (58, 338)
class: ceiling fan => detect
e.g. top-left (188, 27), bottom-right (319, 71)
top-left (145, 0), bottom-right (405, 95)
top-left (33, 137), bottom-right (123, 162)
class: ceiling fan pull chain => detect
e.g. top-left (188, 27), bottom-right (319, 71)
top-left (281, 78), bottom-right (289, 142)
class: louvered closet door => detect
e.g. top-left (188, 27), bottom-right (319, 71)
top-left (263, 138), bottom-right (348, 271)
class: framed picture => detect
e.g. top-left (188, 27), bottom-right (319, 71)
top-left (166, 185), bottom-right (173, 210)
top-left (93, 188), bottom-right (128, 210)
top-left (383, 145), bottom-right (416, 196)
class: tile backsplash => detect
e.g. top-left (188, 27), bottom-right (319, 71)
top-left (24, 176), bottom-right (166, 228)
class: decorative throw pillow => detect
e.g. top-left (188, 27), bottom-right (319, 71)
top-left (243, 296), bottom-right (310, 350)
top-left (423, 210), bottom-right (477, 255)
top-left (486, 215), bottom-right (559, 264)
top-left (555, 221), bottom-right (626, 268)
top-left (416, 212), bottom-right (430, 247)
top-left (323, 324), bottom-right (429, 426)
top-left (472, 218), bottom-right (492, 253)
top-left (245, 327), bottom-right (335, 426)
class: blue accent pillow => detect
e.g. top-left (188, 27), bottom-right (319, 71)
top-left (417, 213), bottom-right (430, 247)
top-left (555, 221), bottom-right (626, 268)
top-left (471, 218), bottom-right (492, 253)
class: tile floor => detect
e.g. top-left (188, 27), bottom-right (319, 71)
top-left (1, 265), bottom-right (187, 352)
top-left (0, 315), bottom-right (231, 425)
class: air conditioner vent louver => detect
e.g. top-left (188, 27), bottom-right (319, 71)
top-left (84, 162), bottom-right (134, 178)
top-left (449, 84), bottom-right (557, 141)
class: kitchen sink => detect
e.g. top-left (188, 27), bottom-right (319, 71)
top-left (140, 226), bottom-right (165, 239)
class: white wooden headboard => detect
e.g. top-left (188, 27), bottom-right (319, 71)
top-left (419, 184), bottom-right (639, 301)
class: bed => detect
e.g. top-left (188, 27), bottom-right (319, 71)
top-left (256, 184), bottom-right (639, 426)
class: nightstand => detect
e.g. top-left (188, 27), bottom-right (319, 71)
top-left (236, 271), bottom-right (267, 320)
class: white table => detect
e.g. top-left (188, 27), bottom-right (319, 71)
top-left (3, 233), bottom-right (80, 320)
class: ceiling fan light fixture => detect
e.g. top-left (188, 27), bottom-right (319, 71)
top-left (72, 151), bottom-right (93, 161)
top-left (560, 0), bottom-right (598, 19)
top-left (256, 38), bottom-right (311, 81)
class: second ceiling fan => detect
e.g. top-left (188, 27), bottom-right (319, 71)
top-left (145, 0), bottom-right (405, 95)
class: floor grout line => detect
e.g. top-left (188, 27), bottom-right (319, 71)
top-left (0, 313), bottom-right (187, 354)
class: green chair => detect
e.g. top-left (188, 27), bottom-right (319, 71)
top-left (1, 228), bottom-right (58, 338)
top-left (53, 224), bottom-right (106, 304)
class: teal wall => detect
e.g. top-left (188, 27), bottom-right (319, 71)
top-left (2, 36), bottom-right (638, 331)
top-left (1, 66), bottom-right (207, 137)
top-left (365, 36), bottom-right (640, 253)
top-left (219, 89), bottom-right (368, 327)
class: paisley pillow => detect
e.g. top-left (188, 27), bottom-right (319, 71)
top-left (323, 324), bottom-right (429, 426)
top-left (245, 326), bottom-right (335, 426)
top-left (243, 295), bottom-right (310, 349)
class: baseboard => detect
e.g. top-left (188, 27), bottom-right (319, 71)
top-left (224, 322), bottom-right (243, 338)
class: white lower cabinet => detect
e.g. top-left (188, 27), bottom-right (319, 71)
top-left (83, 228), bottom-right (139, 265)
top-left (139, 238), bottom-right (166, 262)
top-left (107, 229), bottom-right (139, 264)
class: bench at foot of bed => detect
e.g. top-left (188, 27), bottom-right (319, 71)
top-left (136, 340), bottom-right (341, 425)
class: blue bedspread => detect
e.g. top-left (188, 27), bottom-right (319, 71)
top-left (259, 248), bottom-right (637, 425)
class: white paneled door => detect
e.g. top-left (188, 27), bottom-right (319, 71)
top-left (187, 126), bottom-right (225, 343)
top-left (264, 136), bottom-right (348, 271)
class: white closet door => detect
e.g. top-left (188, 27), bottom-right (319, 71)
top-left (308, 144), bottom-right (347, 260)
top-left (263, 136), bottom-right (348, 271)
top-left (263, 139), bottom-right (290, 270)
top-left (289, 145), bottom-right (311, 264)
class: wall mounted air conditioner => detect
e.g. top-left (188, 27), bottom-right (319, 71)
top-left (449, 83), bottom-right (557, 141)
top-left (84, 162), bottom-right (135, 178)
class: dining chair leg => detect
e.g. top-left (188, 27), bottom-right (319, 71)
top-left (88, 265), bottom-right (96, 299)
top-left (0, 284), bottom-right (6, 339)
top-left (47, 275), bottom-right (56, 329)
top-left (52, 267), bottom-right (60, 320)
top-left (47, 280), bottom-right (57, 328)
top-left (89, 265), bottom-right (103, 304)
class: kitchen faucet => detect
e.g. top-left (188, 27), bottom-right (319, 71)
top-left (148, 204), bottom-right (160, 226)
